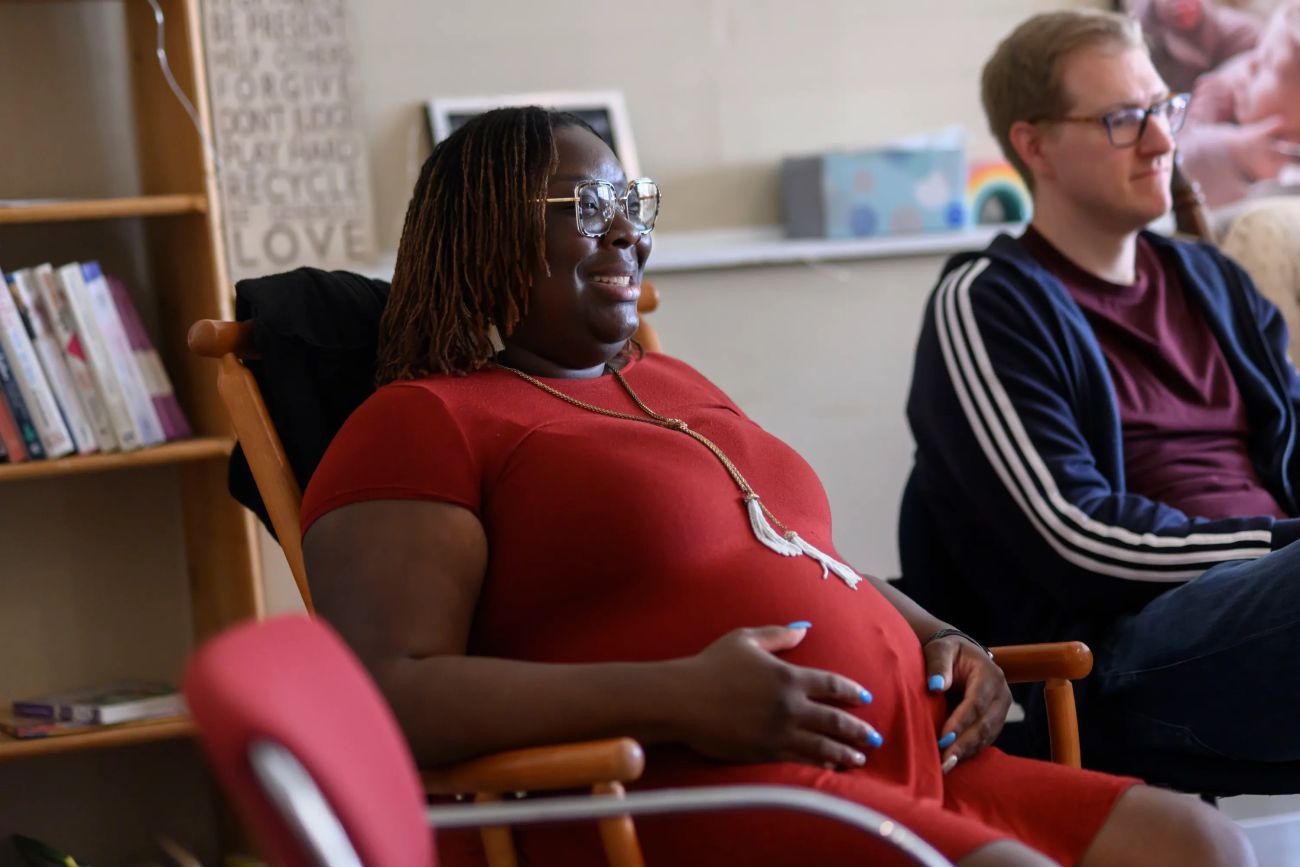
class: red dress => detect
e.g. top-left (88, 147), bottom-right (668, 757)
top-left (302, 353), bottom-right (1137, 866)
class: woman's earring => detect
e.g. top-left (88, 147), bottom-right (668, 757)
top-left (488, 324), bottom-right (505, 352)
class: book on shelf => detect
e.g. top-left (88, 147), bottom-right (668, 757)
top-left (8, 268), bottom-right (100, 454)
top-left (55, 262), bottom-right (140, 451)
top-left (0, 711), bottom-right (103, 739)
top-left (12, 679), bottom-right (184, 725)
top-left (0, 383), bottom-right (23, 462)
top-left (0, 268), bottom-right (74, 457)
top-left (106, 275), bottom-right (190, 440)
top-left (0, 710), bottom-right (186, 740)
top-left (31, 263), bottom-right (118, 453)
top-left (79, 263), bottom-right (165, 446)
top-left (0, 338), bottom-right (44, 459)
top-left (0, 258), bottom-right (191, 462)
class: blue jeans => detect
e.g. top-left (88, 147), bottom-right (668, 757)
top-left (1087, 539), bottom-right (1300, 763)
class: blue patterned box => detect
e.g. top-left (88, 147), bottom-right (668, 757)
top-left (781, 146), bottom-right (967, 239)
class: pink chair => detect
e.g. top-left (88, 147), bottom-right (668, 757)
top-left (183, 615), bottom-right (955, 867)
top-left (183, 614), bottom-right (434, 867)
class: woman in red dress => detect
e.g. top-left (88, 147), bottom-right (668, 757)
top-left (300, 107), bottom-right (1251, 866)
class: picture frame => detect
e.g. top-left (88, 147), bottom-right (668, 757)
top-left (425, 90), bottom-right (641, 177)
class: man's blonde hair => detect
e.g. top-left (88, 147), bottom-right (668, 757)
top-left (982, 9), bottom-right (1147, 188)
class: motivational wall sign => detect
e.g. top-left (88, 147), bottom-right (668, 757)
top-left (202, 0), bottom-right (375, 281)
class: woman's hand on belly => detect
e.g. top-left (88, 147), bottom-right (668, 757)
top-left (664, 624), bottom-right (881, 769)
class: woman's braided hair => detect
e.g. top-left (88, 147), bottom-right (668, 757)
top-left (376, 106), bottom-right (597, 382)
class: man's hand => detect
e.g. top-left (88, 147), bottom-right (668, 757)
top-left (1227, 116), bottom-right (1298, 184)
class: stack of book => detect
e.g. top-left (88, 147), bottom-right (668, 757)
top-left (2, 679), bottom-right (185, 739)
top-left (0, 261), bottom-right (191, 464)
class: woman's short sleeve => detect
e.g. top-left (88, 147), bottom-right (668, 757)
top-left (300, 383), bottom-right (480, 534)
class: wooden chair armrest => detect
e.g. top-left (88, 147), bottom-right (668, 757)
top-left (421, 737), bottom-right (645, 796)
top-left (188, 318), bottom-right (258, 360)
top-left (990, 641), bottom-right (1092, 683)
top-left (637, 281), bottom-right (659, 314)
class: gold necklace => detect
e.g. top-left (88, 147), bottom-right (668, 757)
top-left (494, 361), bottom-right (861, 589)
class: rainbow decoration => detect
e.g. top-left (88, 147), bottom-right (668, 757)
top-left (967, 160), bottom-right (1031, 226)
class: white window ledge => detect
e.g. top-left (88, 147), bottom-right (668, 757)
top-left (645, 224), bottom-right (1024, 273)
top-left (360, 223), bottom-right (1027, 281)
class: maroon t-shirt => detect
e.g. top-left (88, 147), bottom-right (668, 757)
top-left (1021, 226), bottom-right (1286, 520)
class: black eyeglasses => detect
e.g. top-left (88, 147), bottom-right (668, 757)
top-left (1047, 92), bottom-right (1192, 148)
top-left (542, 178), bottom-right (660, 238)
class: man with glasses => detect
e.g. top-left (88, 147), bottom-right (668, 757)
top-left (902, 8), bottom-right (1300, 783)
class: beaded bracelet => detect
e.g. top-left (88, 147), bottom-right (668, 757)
top-left (924, 627), bottom-right (994, 659)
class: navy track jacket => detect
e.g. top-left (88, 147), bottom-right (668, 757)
top-left (901, 231), bottom-right (1300, 648)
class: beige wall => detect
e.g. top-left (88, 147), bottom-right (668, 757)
top-left (356, 0), bottom-right (1096, 249)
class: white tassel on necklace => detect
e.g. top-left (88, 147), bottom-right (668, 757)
top-left (746, 495), bottom-right (862, 589)
top-left (745, 495), bottom-right (803, 557)
top-left (790, 532), bottom-right (863, 588)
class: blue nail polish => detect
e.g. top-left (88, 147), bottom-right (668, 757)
top-left (858, 688), bottom-right (873, 704)
top-left (866, 730), bottom-right (884, 749)
top-left (927, 674), bottom-right (945, 692)
top-left (786, 620), bottom-right (812, 630)
top-left (938, 732), bottom-right (957, 749)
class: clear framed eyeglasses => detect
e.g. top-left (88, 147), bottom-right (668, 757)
top-left (1050, 92), bottom-right (1192, 148)
top-left (543, 178), bottom-right (660, 238)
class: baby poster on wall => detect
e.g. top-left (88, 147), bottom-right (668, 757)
top-left (202, 0), bottom-right (376, 281)
top-left (1125, 0), bottom-right (1300, 205)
